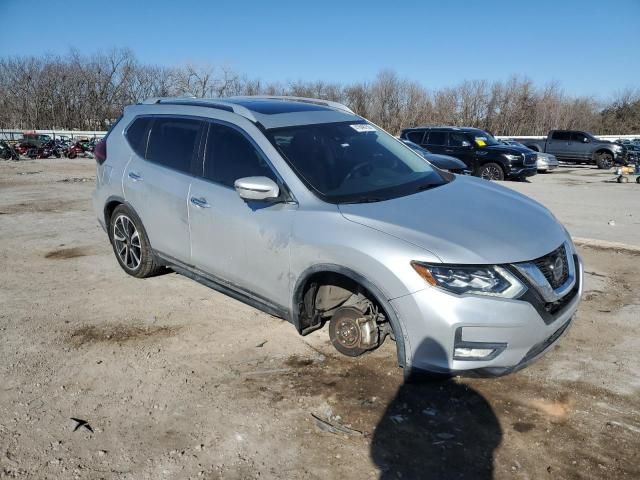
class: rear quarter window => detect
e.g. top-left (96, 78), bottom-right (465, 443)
top-left (125, 117), bottom-right (152, 158)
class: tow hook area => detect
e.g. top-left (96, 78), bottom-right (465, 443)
top-left (328, 294), bottom-right (390, 357)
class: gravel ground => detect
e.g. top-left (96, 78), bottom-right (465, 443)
top-left (505, 164), bottom-right (640, 246)
top-left (0, 159), bottom-right (638, 480)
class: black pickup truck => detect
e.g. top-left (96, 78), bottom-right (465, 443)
top-left (400, 126), bottom-right (537, 181)
top-left (511, 130), bottom-right (626, 169)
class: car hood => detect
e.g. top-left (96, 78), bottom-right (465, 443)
top-left (483, 144), bottom-right (532, 154)
top-left (424, 153), bottom-right (467, 170)
top-left (338, 176), bottom-right (567, 264)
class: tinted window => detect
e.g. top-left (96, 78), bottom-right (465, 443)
top-left (203, 123), bottom-right (276, 187)
top-left (449, 132), bottom-right (471, 147)
top-left (125, 117), bottom-right (152, 158)
top-left (571, 132), bottom-right (587, 142)
top-left (146, 117), bottom-right (202, 173)
top-left (268, 121), bottom-right (446, 203)
top-left (426, 131), bottom-right (447, 146)
top-left (551, 131), bottom-right (571, 141)
top-left (406, 131), bottom-right (425, 144)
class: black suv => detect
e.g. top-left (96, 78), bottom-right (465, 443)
top-left (400, 127), bottom-right (537, 180)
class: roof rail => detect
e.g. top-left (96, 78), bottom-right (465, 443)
top-left (139, 97), bottom-right (258, 123)
top-left (228, 95), bottom-right (355, 115)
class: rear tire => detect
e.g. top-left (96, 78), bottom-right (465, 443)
top-left (109, 205), bottom-right (163, 278)
top-left (477, 162), bottom-right (505, 181)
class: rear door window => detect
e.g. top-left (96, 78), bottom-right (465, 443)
top-left (551, 131), bottom-right (571, 141)
top-left (426, 131), bottom-right (447, 146)
top-left (202, 122), bottom-right (277, 188)
top-left (146, 117), bottom-right (203, 174)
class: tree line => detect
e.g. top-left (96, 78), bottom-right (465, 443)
top-left (0, 48), bottom-right (638, 135)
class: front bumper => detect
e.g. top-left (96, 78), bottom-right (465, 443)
top-left (508, 166), bottom-right (537, 178)
top-left (537, 159), bottom-right (559, 171)
top-left (391, 255), bottom-right (583, 377)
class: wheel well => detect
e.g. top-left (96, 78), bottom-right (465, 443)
top-left (293, 267), bottom-right (407, 367)
top-left (104, 200), bottom-right (123, 227)
top-left (594, 148), bottom-right (613, 157)
top-left (478, 161), bottom-right (507, 175)
top-left (295, 272), bottom-right (368, 333)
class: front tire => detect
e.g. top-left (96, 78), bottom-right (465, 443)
top-left (477, 162), bottom-right (505, 181)
top-left (109, 205), bottom-right (162, 278)
top-left (596, 152), bottom-right (614, 169)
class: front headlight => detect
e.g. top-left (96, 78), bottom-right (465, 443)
top-left (503, 154), bottom-right (520, 162)
top-left (411, 262), bottom-right (526, 298)
top-left (613, 144), bottom-right (623, 151)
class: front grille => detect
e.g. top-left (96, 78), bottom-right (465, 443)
top-left (532, 245), bottom-right (569, 289)
top-left (523, 153), bottom-right (537, 166)
top-left (545, 280), bottom-right (579, 315)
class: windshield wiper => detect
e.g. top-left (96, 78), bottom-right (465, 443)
top-left (414, 182), bottom-right (443, 193)
top-left (341, 196), bottom-right (385, 204)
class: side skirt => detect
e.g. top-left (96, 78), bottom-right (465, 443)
top-left (155, 251), bottom-right (291, 323)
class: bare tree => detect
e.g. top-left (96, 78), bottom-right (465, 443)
top-left (0, 50), bottom-right (636, 134)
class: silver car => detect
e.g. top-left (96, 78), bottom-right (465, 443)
top-left (92, 96), bottom-right (583, 377)
top-left (501, 139), bottom-right (559, 173)
top-left (535, 152), bottom-right (559, 172)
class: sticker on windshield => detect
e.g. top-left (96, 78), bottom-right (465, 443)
top-left (350, 124), bottom-right (376, 133)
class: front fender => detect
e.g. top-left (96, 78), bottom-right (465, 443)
top-left (291, 263), bottom-right (410, 368)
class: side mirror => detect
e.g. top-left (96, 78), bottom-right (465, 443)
top-left (234, 176), bottom-right (280, 201)
top-left (582, 137), bottom-right (590, 143)
top-left (461, 140), bottom-right (472, 148)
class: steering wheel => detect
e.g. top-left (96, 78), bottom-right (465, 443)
top-left (341, 162), bottom-right (372, 186)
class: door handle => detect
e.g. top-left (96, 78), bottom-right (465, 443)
top-left (444, 149), bottom-right (454, 153)
top-left (128, 171), bottom-right (143, 182)
top-left (190, 196), bottom-right (210, 208)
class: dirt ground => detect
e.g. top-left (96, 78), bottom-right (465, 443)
top-left (0, 158), bottom-right (638, 480)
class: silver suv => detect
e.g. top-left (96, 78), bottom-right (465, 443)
top-left (92, 96), bottom-right (583, 377)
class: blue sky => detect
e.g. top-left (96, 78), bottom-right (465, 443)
top-left (1, 0), bottom-right (638, 99)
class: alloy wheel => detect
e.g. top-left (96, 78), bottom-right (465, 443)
top-left (113, 214), bottom-right (142, 270)
top-left (481, 165), bottom-right (503, 180)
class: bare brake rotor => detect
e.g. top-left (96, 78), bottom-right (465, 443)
top-left (329, 305), bottom-right (381, 357)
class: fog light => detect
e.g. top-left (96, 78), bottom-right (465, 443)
top-left (454, 347), bottom-right (496, 359)
top-left (453, 327), bottom-right (507, 361)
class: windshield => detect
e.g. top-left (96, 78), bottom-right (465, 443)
top-left (267, 121), bottom-right (448, 203)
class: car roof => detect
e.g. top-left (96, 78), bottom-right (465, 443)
top-left (136, 96), bottom-right (361, 129)
top-left (405, 126), bottom-right (488, 134)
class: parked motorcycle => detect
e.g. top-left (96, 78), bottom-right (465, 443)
top-left (65, 141), bottom-right (93, 159)
top-left (26, 140), bottom-right (62, 159)
top-left (0, 141), bottom-right (20, 160)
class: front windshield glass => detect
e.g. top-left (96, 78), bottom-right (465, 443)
top-left (267, 121), bottom-right (448, 203)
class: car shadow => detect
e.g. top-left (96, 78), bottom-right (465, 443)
top-left (371, 339), bottom-right (502, 480)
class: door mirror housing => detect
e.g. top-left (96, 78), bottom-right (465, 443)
top-left (234, 176), bottom-right (280, 201)
top-left (582, 137), bottom-right (590, 143)
top-left (461, 140), bottom-right (472, 148)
